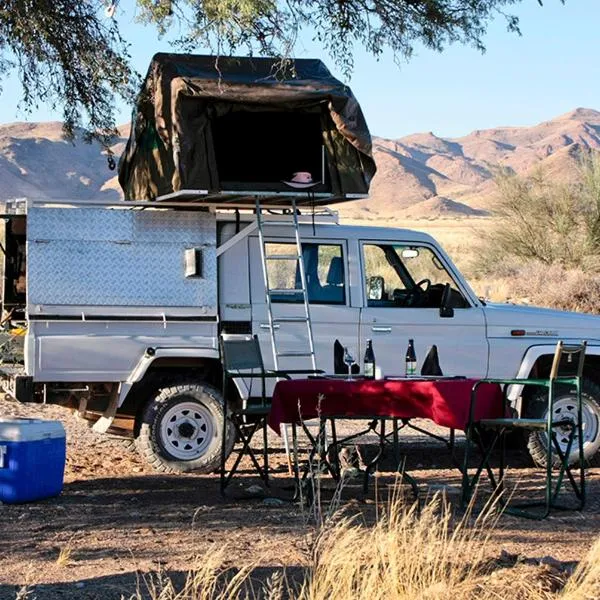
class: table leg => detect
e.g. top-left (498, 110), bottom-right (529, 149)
top-left (363, 418), bottom-right (386, 494)
top-left (329, 418), bottom-right (340, 479)
top-left (291, 422), bottom-right (302, 503)
top-left (392, 417), bottom-right (400, 469)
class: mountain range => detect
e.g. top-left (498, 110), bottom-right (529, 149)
top-left (0, 108), bottom-right (599, 219)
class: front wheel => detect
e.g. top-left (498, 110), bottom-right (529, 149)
top-left (136, 381), bottom-right (234, 474)
top-left (527, 378), bottom-right (600, 468)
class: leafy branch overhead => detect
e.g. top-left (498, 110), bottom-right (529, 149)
top-left (0, 0), bottom-right (561, 144)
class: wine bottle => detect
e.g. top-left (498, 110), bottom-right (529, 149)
top-left (364, 339), bottom-right (375, 379)
top-left (405, 339), bottom-right (417, 377)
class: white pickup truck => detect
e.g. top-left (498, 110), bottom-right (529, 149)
top-left (2, 199), bottom-right (599, 472)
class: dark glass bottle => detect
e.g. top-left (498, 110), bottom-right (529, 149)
top-left (405, 339), bottom-right (417, 377)
top-left (364, 339), bottom-right (375, 379)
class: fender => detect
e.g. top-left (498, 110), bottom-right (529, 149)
top-left (118, 346), bottom-right (220, 407)
top-left (508, 341), bottom-right (600, 403)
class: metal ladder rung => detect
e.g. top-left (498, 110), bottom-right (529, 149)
top-left (265, 254), bottom-right (301, 261)
top-left (269, 288), bottom-right (305, 295)
top-left (273, 317), bottom-right (309, 323)
top-left (261, 220), bottom-right (297, 227)
top-left (277, 351), bottom-right (315, 358)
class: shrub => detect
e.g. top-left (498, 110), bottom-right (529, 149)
top-left (480, 152), bottom-right (600, 274)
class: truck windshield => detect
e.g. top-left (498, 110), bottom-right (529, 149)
top-left (362, 243), bottom-right (469, 309)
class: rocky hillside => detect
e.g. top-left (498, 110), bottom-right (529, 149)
top-left (0, 108), bottom-right (598, 219)
top-left (0, 121), bottom-right (126, 202)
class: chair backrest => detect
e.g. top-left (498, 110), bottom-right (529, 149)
top-left (220, 334), bottom-right (265, 374)
top-left (549, 340), bottom-right (587, 380)
top-left (326, 256), bottom-right (344, 286)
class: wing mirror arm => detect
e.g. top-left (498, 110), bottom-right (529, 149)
top-left (439, 283), bottom-right (454, 318)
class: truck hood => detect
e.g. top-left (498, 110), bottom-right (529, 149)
top-left (484, 302), bottom-right (600, 343)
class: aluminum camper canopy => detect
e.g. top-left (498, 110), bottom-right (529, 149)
top-left (118, 53), bottom-right (376, 206)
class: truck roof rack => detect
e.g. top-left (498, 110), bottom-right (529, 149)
top-left (154, 189), bottom-right (366, 208)
top-left (216, 206), bottom-right (339, 225)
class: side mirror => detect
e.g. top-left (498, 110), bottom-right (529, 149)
top-left (439, 283), bottom-right (454, 318)
top-left (367, 276), bottom-right (384, 301)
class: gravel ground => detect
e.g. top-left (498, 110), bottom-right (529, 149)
top-left (0, 395), bottom-right (598, 599)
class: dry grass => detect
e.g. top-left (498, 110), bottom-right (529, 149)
top-left (469, 262), bottom-right (600, 313)
top-left (130, 491), bottom-right (600, 600)
top-left (55, 543), bottom-right (74, 568)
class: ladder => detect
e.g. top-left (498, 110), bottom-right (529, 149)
top-left (255, 198), bottom-right (317, 467)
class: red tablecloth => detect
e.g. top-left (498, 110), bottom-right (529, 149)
top-left (269, 377), bottom-right (503, 433)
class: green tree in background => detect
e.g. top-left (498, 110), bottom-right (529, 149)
top-left (0, 0), bottom-right (559, 144)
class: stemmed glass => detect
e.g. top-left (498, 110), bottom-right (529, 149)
top-left (343, 346), bottom-right (356, 381)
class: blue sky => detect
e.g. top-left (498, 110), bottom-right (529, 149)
top-left (0, 0), bottom-right (597, 139)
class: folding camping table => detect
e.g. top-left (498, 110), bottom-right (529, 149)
top-left (269, 376), bottom-right (504, 499)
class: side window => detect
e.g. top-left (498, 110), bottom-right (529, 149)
top-left (362, 243), bottom-right (469, 308)
top-left (265, 242), bottom-right (346, 305)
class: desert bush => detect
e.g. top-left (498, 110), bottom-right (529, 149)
top-left (478, 151), bottom-right (600, 275)
top-left (469, 262), bottom-right (600, 313)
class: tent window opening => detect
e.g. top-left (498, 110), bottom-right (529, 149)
top-left (212, 108), bottom-right (329, 192)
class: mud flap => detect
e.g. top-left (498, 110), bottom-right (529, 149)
top-left (92, 384), bottom-right (119, 434)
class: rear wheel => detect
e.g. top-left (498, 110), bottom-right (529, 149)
top-left (527, 378), bottom-right (600, 468)
top-left (136, 381), bottom-right (234, 474)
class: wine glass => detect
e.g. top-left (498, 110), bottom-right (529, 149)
top-left (343, 346), bottom-right (355, 381)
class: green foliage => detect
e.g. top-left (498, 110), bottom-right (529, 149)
top-left (0, 0), bottom-right (561, 144)
top-left (480, 151), bottom-right (600, 273)
top-left (137, 0), bottom-right (530, 77)
top-left (0, 0), bottom-right (137, 145)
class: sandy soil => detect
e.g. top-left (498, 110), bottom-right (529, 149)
top-left (0, 395), bottom-right (598, 599)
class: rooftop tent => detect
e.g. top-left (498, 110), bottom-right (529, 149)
top-left (118, 53), bottom-right (376, 206)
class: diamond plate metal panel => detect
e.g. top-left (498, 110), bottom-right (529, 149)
top-left (27, 207), bottom-right (217, 309)
top-left (28, 207), bottom-right (133, 242)
top-left (27, 207), bottom-right (215, 244)
top-left (133, 211), bottom-right (215, 243)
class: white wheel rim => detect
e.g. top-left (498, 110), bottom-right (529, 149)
top-left (159, 401), bottom-right (215, 460)
top-left (545, 396), bottom-right (600, 457)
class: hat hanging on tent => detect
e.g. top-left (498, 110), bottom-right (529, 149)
top-left (283, 171), bottom-right (318, 189)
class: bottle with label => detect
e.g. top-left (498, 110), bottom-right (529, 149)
top-left (364, 339), bottom-right (376, 379)
top-left (405, 339), bottom-right (417, 377)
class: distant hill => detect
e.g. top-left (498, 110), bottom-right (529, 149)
top-left (0, 108), bottom-right (599, 219)
top-left (340, 107), bottom-right (600, 219)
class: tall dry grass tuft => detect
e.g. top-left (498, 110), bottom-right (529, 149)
top-left (139, 545), bottom-right (253, 600)
top-left (295, 492), bottom-right (496, 600)
top-left (559, 536), bottom-right (600, 600)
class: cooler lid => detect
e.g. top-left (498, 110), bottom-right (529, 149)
top-left (0, 418), bottom-right (65, 442)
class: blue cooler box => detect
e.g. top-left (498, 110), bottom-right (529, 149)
top-left (0, 418), bottom-right (66, 503)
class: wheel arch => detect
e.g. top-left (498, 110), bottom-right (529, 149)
top-left (508, 343), bottom-right (600, 407)
top-left (118, 354), bottom-right (223, 436)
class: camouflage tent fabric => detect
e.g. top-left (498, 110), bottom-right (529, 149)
top-left (118, 54), bottom-right (376, 204)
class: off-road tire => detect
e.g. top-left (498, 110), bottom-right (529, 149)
top-left (136, 381), bottom-right (234, 474)
top-left (527, 378), bottom-right (600, 468)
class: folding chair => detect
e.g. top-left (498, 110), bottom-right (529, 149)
top-left (462, 340), bottom-right (587, 519)
top-left (219, 334), bottom-right (322, 494)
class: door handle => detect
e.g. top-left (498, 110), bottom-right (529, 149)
top-left (371, 326), bottom-right (392, 333)
top-left (260, 323), bottom-right (280, 330)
